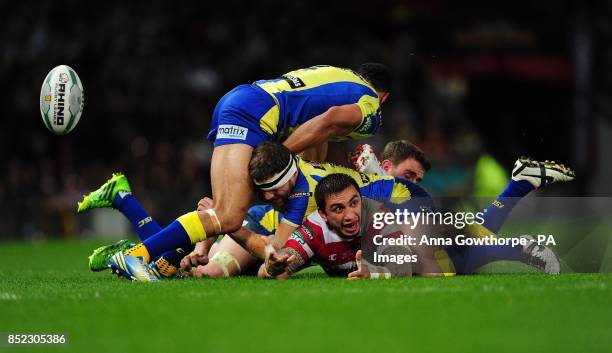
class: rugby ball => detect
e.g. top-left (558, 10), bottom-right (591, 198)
top-left (39, 65), bottom-right (84, 135)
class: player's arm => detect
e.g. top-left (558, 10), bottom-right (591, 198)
top-left (223, 222), bottom-right (296, 259)
top-left (263, 226), bottom-right (315, 278)
top-left (263, 247), bottom-right (308, 278)
top-left (227, 226), bottom-right (271, 259)
top-left (269, 221), bottom-right (297, 250)
top-left (299, 142), bottom-right (328, 162)
top-left (272, 189), bottom-right (309, 249)
top-left (283, 104), bottom-right (363, 154)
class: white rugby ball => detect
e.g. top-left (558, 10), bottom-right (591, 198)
top-left (39, 65), bottom-right (84, 135)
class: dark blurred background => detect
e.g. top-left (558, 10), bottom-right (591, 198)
top-left (1, 0), bottom-right (611, 239)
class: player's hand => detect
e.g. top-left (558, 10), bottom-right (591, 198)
top-left (180, 253), bottom-right (209, 273)
top-left (350, 144), bottom-right (377, 174)
top-left (180, 240), bottom-right (212, 272)
top-left (197, 197), bottom-right (214, 211)
top-left (264, 250), bottom-right (296, 277)
top-left (347, 250), bottom-right (370, 280)
top-left (350, 144), bottom-right (366, 165)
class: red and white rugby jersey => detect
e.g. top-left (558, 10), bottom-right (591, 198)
top-left (283, 198), bottom-right (398, 277)
top-left (284, 211), bottom-right (360, 277)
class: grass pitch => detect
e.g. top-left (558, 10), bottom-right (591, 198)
top-left (1, 240), bottom-right (611, 353)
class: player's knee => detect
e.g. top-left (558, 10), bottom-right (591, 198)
top-left (211, 251), bottom-right (242, 276)
top-left (223, 219), bottom-right (243, 234)
top-left (196, 251), bottom-right (242, 278)
top-left (206, 201), bottom-right (247, 234)
top-left (196, 207), bottom-right (243, 235)
top-left (217, 212), bottom-right (245, 234)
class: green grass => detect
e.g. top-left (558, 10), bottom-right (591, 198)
top-left (1, 240), bottom-right (611, 353)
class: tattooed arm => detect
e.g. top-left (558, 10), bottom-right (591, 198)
top-left (264, 247), bottom-right (309, 278)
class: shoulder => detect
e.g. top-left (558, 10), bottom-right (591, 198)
top-left (302, 212), bottom-right (326, 241)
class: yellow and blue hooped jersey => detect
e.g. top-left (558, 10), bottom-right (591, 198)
top-left (254, 65), bottom-right (382, 141)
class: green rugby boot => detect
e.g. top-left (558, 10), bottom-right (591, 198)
top-left (88, 239), bottom-right (134, 271)
top-left (77, 173), bottom-right (131, 213)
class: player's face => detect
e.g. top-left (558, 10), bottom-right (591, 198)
top-left (384, 157), bottom-right (425, 184)
top-left (260, 172), bottom-right (298, 208)
top-left (320, 186), bottom-right (362, 237)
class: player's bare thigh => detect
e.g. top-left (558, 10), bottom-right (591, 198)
top-left (207, 144), bottom-right (254, 233)
top-left (195, 235), bottom-right (258, 278)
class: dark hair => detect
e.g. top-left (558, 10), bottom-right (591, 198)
top-left (315, 173), bottom-right (360, 210)
top-left (381, 140), bottom-right (431, 171)
top-left (358, 63), bottom-right (392, 92)
top-left (249, 142), bottom-right (292, 183)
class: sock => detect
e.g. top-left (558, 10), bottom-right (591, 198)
top-left (141, 211), bottom-right (206, 261)
top-left (152, 257), bottom-right (178, 278)
top-left (460, 245), bottom-right (524, 273)
top-left (481, 180), bottom-right (534, 233)
top-left (125, 243), bottom-right (151, 262)
top-left (113, 192), bottom-right (161, 240)
top-left (500, 179), bottom-right (534, 198)
top-left (157, 246), bottom-right (194, 268)
top-left (150, 246), bottom-right (195, 278)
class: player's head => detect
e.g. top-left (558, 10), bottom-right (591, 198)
top-left (380, 140), bottom-right (430, 183)
top-left (315, 173), bottom-right (362, 237)
top-left (358, 63), bottom-right (391, 104)
top-left (249, 142), bottom-right (298, 208)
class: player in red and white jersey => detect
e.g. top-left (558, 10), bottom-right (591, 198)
top-left (283, 209), bottom-right (361, 277)
top-left (264, 173), bottom-right (413, 279)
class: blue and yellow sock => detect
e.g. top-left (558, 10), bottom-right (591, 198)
top-left (113, 192), bottom-right (161, 240)
top-left (482, 180), bottom-right (533, 233)
top-left (158, 247), bottom-right (193, 268)
top-left (140, 211), bottom-right (207, 261)
top-left (151, 247), bottom-right (193, 277)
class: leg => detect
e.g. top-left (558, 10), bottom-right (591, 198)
top-left (195, 235), bottom-right (258, 278)
top-left (206, 143), bottom-right (255, 234)
top-left (150, 245), bottom-right (195, 278)
top-left (480, 180), bottom-right (533, 233)
top-left (115, 192), bottom-right (161, 240)
top-left (77, 173), bottom-right (162, 240)
top-left (124, 144), bottom-right (254, 263)
top-left (454, 158), bottom-right (575, 273)
top-left (80, 173), bottom-right (161, 271)
top-left (450, 180), bottom-right (532, 273)
top-left (481, 157), bottom-right (575, 232)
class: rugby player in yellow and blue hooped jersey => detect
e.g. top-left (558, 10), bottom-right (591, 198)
top-left (108, 64), bottom-right (391, 281)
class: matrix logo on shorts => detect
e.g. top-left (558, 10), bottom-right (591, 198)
top-left (217, 125), bottom-right (248, 140)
